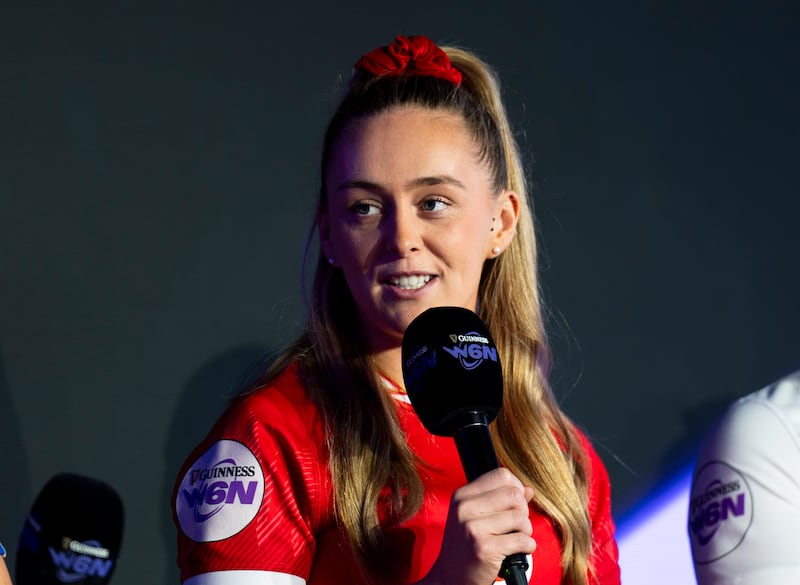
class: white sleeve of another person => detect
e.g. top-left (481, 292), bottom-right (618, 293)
top-left (184, 570), bottom-right (306, 585)
top-left (689, 370), bottom-right (800, 585)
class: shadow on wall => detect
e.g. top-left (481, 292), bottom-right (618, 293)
top-left (0, 347), bottom-right (33, 561)
top-left (160, 345), bottom-right (275, 584)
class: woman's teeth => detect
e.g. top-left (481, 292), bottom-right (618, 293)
top-left (390, 275), bottom-right (432, 290)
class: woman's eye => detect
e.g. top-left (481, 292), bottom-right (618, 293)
top-left (351, 201), bottom-right (380, 216)
top-left (421, 197), bottom-right (448, 212)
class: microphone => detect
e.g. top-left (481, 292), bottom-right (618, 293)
top-left (401, 306), bottom-right (529, 585)
top-left (16, 473), bottom-right (124, 585)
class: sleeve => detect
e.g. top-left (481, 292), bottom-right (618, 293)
top-left (582, 435), bottom-right (621, 585)
top-left (172, 385), bottom-right (330, 585)
top-left (689, 380), bottom-right (800, 585)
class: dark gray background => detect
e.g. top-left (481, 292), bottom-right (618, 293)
top-left (1, 2), bottom-right (798, 584)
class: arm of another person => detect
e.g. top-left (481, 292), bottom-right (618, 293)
top-left (690, 374), bottom-right (800, 585)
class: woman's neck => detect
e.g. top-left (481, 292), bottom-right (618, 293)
top-left (371, 346), bottom-right (405, 391)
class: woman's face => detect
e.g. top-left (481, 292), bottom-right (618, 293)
top-left (321, 106), bottom-right (518, 353)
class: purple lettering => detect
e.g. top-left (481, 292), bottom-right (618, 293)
top-left (205, 481), bottom-right (228, 505)
top-left (74, 555), bottom-right (92, 574)
top-left (689, 514), bottom-right (705, 535)
top-left (181, 484), bottom-right (208, 507)
top-left (468, 344), bottom-right (483, 359)
top-left (225, 480), bottom-right (258, 505)
top-left (721, 493), bottom-right (745, 519)
top-left (49, 549), bottom-right (73, 568)
top-left (704, 502), bottom-right (720, 526)
top-left (49, 549), bottom-right (113, 578)
top-left (443, 345), bottom-right (468, 359)
top-left (690, 493), bottom-right (748, 546)
top-left (91, 558), bottom-right (113, 577)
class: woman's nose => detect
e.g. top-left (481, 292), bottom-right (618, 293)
top-left (383, 207), bottom-right (421, 256)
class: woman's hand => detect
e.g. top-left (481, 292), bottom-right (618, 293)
top-left (419, 468), bottom-right (536, 585)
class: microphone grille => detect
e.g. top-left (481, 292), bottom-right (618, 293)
top-left (16, 473), bottom-right (124, 585)
top-left (401, 307), bottom-right (503, 436)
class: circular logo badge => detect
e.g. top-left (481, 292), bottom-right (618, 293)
top-left (175, 440), bottom-right (265, 542)
top-left (688, 461), bottom-right (753, 563)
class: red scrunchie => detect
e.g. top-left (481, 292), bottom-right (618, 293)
top-left (354, 35), bottom-right (462, 86)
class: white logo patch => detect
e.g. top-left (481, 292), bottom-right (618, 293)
top-left (688, 461), bottom-right (753, 563)
top-left (176, 439), bottom-right (265, 542)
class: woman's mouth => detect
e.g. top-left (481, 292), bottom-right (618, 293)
top-left (386, 274), bottom-right (433, 291)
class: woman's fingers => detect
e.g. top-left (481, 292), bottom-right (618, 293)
top-left (466, 507), bottom-right (533, 541)
top-left (422, 468), bottom-right (536, 585)
top-left (451, 468), bottom-right (536, 563)
top-left (453, 468), bottom-right (532, 522)
top-left (456, 467), bottom-right (525, 496)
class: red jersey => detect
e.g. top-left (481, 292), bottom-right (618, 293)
top-left (172, 363), bottom-right (619, 584)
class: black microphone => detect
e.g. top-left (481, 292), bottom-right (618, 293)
top-left (401, 306), bottom-right (529, 585)
top-left (16, 473), bottom-right (124, 585)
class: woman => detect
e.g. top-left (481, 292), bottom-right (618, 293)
top-left (172, 35), bottom-right (620, 585)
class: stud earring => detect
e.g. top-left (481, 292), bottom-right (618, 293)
top-left (492, 247), bottom-right (501, 255)
top-left (328, 257), bottom-right (335, 265)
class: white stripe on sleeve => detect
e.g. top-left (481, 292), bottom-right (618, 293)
top-left (184, 570), bottom-right (306, 585)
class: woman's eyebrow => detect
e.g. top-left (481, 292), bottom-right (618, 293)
top-left (406, 175), bottom-right (466, 190)
top-left (335, 179), bottom-right (386, 194)
top-left (335, 175), bottom-right (466, 194)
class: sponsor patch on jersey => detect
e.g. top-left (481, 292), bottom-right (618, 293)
top-left (176, 439), bottom-right (265, 542)
top-left (688, 461), bottom-right (753, 563)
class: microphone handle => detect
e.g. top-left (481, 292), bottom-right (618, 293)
top-left (454, 416), bottom-right (530, 585)
top-left (454, 416), bottom-right (500, 479)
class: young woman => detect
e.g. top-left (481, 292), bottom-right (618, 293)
top-left (173, 35), bottom-right (620, 585)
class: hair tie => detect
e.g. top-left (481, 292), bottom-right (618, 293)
top-left (354, 35), bottom-right (462, 86)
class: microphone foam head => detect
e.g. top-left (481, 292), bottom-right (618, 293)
top-left (16, 473), bottom-right (124, 585)
top-left (401, 306), bottom-right (503, 436)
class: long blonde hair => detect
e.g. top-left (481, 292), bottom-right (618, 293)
top-left (261, 42), bottom-right (593, 585)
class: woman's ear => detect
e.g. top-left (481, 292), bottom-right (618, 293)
top-left (487, 190), bottom-right (520, 257)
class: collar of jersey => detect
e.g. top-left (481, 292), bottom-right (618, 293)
top-left (378, 371), bottom-right (411, 404)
